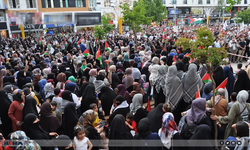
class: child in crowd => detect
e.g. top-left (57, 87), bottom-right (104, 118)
top-left (125, 113), bottom-right (137, 135)
top-left (52, 88), bottom-right (62, 113)
top-left (89, 103), bottom-right (100, 127)
top-left (73, 125), bottom-right (93, 150)
top-left (98, 99), bottom-right (105, 119)
top-left (51, 101), bottom-right (62, 123)
top-left (227, 92), bottom-right (237, 112)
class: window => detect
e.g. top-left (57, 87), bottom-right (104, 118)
top-left (198, 0), bottom-right (203, 4)
top-left (162, 0), bottom-right (165, 4)
top-left (8, 0), bottom-right (20, 8)
top-left (68, 0), bottom-right (76, 7)
top-left (76, 0), bottom-right (84, 7)
top-left (207, 0), bottom-right (210, 4)
top-left (104, 0), bottom-right (111, 7)
top-left (42, 0), bottom-right (46, 7)
top-left (53, 0), bottom-right (60, 7)
top-left (60, 0), bottom-right (67, 7)
top-left (244, 0), bottom-right (247, 4)
top-left (183, 0), bottom-right (187, 4)
top-left (26, 0), bottom-right (36, 8)
top-left (172, 0), bottom-right (176, 4)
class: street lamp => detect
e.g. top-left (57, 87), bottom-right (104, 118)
top-left (222, 6), bottom-right (225, 23)
top-left (174, 4), bottom-right (176, 26)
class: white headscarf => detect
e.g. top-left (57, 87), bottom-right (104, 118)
top-left (130, 93), bottom-right (143, 115)
top-left (236, 90), bottom-right (249, 112)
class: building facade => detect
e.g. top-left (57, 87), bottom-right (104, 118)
top-left (164, 0), bottom-right (249, 24)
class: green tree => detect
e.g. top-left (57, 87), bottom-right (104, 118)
top-left (134, 0), bottom-right (167, 22)
top-left (94, 14), bottom-right (114, 43)
top-left (225, 0), bottom-right (241, 12)
top-left (120, 1), bottom-right (152, 50)
top-left (236, 9), bottom-right (250, 24)
top-left (175, 27), bottom-right (228, 145)
top-left (217, 0), bottom-right (225, 15)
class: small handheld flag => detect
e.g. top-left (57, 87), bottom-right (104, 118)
top-left (195, 85), bottom-right (200, 99)
top-left (147, 99), bottom-right (151, 111)
top-left (202, 73), bottom-right (212, 83)
top-left (83, 48), bottom-right (89, 56)
top-left (105, 41), bottom-right (111, 53)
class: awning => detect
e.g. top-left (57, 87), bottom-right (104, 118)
top-left (46, 23), bottom-right (74, 28)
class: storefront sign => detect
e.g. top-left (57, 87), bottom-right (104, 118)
top-left (75, 12), bottom-right (101, 26)
top-left (46, 23), bottom-right (74, 28)
top-left (10, 24), bottom-right (43, 31)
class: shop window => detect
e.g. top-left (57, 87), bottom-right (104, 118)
top-left (8, 0), bottom-right (20, 8)
top-left (183, 0), bottom-right (187, 4)
top-left (207, 0), bottom-right (210, 4)
top-left (198, 0), bottom-right (203, 4)
top-left (26, 0), bottom-right (36, 8)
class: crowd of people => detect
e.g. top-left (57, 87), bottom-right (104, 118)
top-left (0, 23), bottom-right (250, 150)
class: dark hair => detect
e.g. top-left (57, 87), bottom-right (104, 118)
top-left (33, 83), bottom-right (40, 92)
top-left (51, 101), bottom-right (57, 106)
top-left (23, 87), bottom-right (31, 96)
top-left (74, 125), bottom-right (88, 137)
top-left (54, 88), bottom-right (61, 95)
top-left (163, 103), bottom-right (172, 112)
top-left (89, 103), bottom-right (97, 109)
top-left (231, 92), bottom-right (237, 101)
top-left (133, 62), bottom-right (138, 68)
top-left (126, 113), bottom-right (134, 120)
top-left (238, 63), bottom-right (242, 69)
top-left (82, 59), bottom-right (86, 63)
top-left (236, 121), bottom-right (249, 137)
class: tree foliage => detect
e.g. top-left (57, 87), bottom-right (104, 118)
top-left (134, 0), bottom-right (167, 22)
top-left (94, 14), bottom-right (114, 41)
top-left (217, 0), bottom-right (225, 14)
top-left (225, 0), bottom-right (241, 12)
top-left (174, 37), bottom-right (191, 51)
top-left (120, 1), bottom-right (152, 49)
top-left (236, 9), bottom-right (250, 24)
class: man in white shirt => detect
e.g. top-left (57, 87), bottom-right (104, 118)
top-left (229, 37), bottom-right (237, 63)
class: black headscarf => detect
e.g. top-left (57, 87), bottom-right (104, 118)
top-left (147, 103), bottom-right (164, 132)
top-left (182, 57), bottom-right (189, 72)
top-left (61, 90), bottom-right (74, 102)
top-left (23, 113), bottom-right (50, 139)
top-left (47, 73), bottom-right (55, 80)
top-left (77, 82), bottom-right (90, 97)
top-left (137, 118), bottom-right (151, 138)
top-left (54, 135), bottom-right (73, 150)
top-left (213, 66), bottom-right (226, 87)
top-left (63, 102), bottom-right (79, 139)
top-left (17, 70), bottom-right (26, 88)
top-left (22, 96), bottom-right (39, 120)
top-left (0, 90), bottom-right (12, 138)
top-left (109, 114), bottom-right (132, 139)
top-left (81, 84), bottom-right (97, 113)
top-left (100, 86), bottom-right (117, 116)
top-left (234, 70), bottom-right (250, 93)
top-left (8, 76), bottom-right (16, 84)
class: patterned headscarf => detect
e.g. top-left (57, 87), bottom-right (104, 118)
top-left (78, 109), bottom-right (98, 125)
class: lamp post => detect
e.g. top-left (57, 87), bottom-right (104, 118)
top-left (174, 4), bottom-right (176, 26)
top-left (222, 6), bottom-right (225, 23)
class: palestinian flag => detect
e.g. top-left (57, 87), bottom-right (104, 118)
top-left (173, 55), bottom-right (176, 62)
top-left (195, 85), bottom-right (200, 99)
top-left (147, 99), bottom-right (151, 112)
top-left (39, 37), bottom-right (42, 45)
top-left (162, 35), bottom-right (167, 43)
top-left (202, 73), bottom-right (212, 83)
top-left (105, 41), bottom-right (111, 53)
top-left (69, 37), bottom-right (72, 42)
top-left (83, 48), bottom-right (89, 56)
top-left (78, 37), bottom-right (83, 45)
top-left (215, 78), bottom-right (228, 94)
top-left (96, 46), bottom-right (103, 67)
top-left (163, 42), bottom-right (166, 51)
top-left (184, 53), bottom-right (190, 57)
top-left (64, 39), bottom-right (68, 48)
top-left (184, 27), bottom-right (187, 33)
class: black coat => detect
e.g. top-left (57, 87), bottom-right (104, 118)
top-left (109, 107), bottom-right (130, 124)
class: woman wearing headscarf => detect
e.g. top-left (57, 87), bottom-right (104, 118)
top-left (213, 66), bottom-right (226, 87)
top-left (8, 89), bottom-right (24, 131)
top-left (135, 118), bottom-right (162, 150)
top-left (123, 53), bottom-right (130, 69)
top-left (117, 84), bottom-right (132, 104)
top-left (109, 114), bottom-right (133, 150)
top-left (40, 102), bottom-right (61, 132)
top-left (108, 65), bottom-right (121, 89)
top-left (43, 68), bottom-right (51, 79)
top-left (93, 74), bottom-right (105, 95)
top-left (63, 102), bottom-right (79, 139)
top-left (149, 57), bottom-right (160, 86)
top-left (78, 109), bottom-right (101, 150)
top-left (0, 90), bottom-right (12, 138)
top-left (109, 95), bottom-right (130, 124)
top-left (233, 70), bottom-right (250, 93)
top-left (182, 63), bottom-right (203, 105)
top-left (17, 70), bottom-right (26, 89)
top-left (211, 90), bottom-right (250, 139)
top-left (147, 103), bottom-right (166, 132)
top-left (61, 90), bottom-right (74, 115)
top-left (56, 73), bottom-right (66, 90)
top-left (44, 82), bottom-right (55, 100)
top-left (123, 68), bottom-right (134, 93)
top-left (22, 94), bottom-right (39, 120)
top-left (152, 66), bottom-right (168, 107)
top-left (223, 66), bottom-right (235, 99)
top-left (68, 75), bottom-right (75, 83)
top-left (0, 69), bottom-right (7, 90)
top-left (77, 81), bottom-right (89, 97)
top-left (158, 113), bottom-right (179, 150)
top-left (202, 82), bottom-right (213, 100)
top-left (176, 62), bottom-right (185, 80)
top-left (108, 52), bottom-right (116, 64)
top-left (80, 84), bottom-right (97, 113)
top-left (165, 65), bottom-right (183, 124)
top-left (100, 86), bottom-right (117, 116)
top-left (130, 82), bottom-right (145, 98)
top-left (89, 69), bottom-right (97, 83)
top-left (38, 79), bottom-right (47, 101)
top-left (182, 57), bottom-right (189, 72)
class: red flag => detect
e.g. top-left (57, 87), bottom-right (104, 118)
top-left (188, 17), bottom-right (195, 23)
top-left (105, 41), bottom-right (109, 49)
top-left (147, 99), bottom-right (151, 112)
top-left (163, 42), bottom-right (166, 51)
top-left (216, 78), bottom-right (228, 90)
top-left (173, 55), bottom-right (176, 62)
top-left (77, 37), bottom-right (83, 45)
top-left (202, 73), bottom-right (212, 83)
top-left (184, 53), bottom-right (190, 57)
top-left (195, 85), bottom-right (200, 99)
top-left (83, 48), bottom-right (89, 56)
top-left (96, 46), bottom-right (101, 59)
top-left (48, 40), bottom-right (50, 44)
